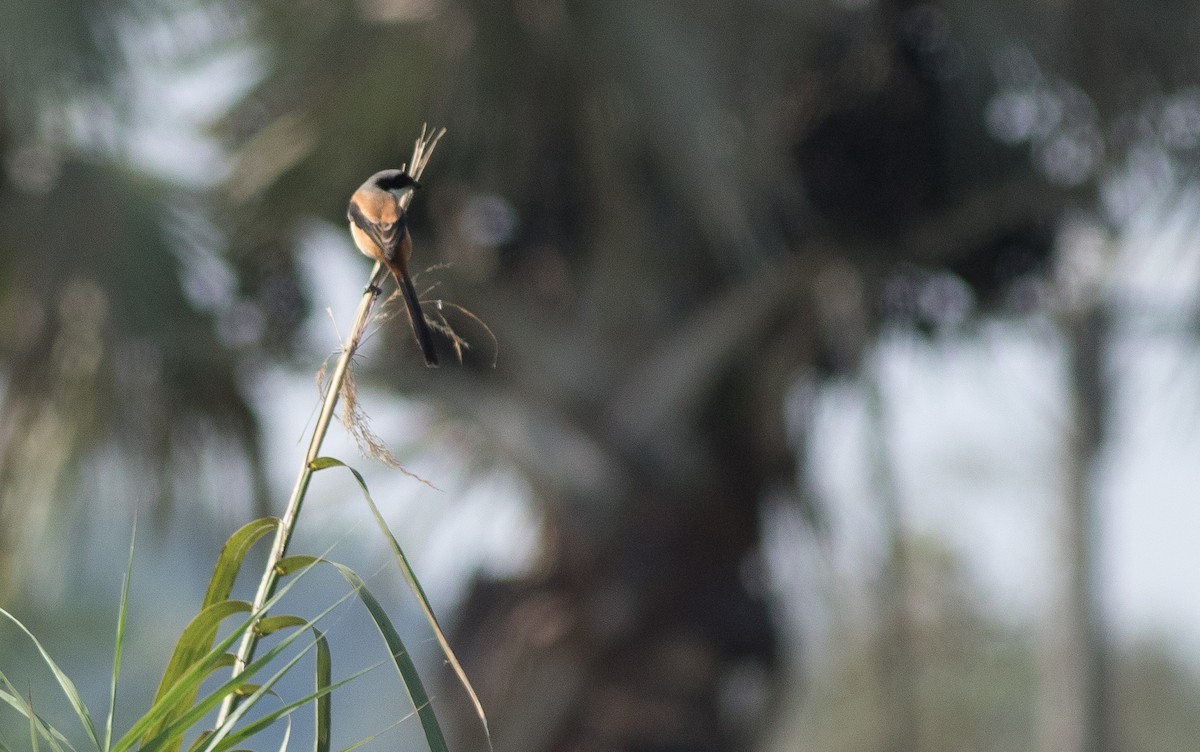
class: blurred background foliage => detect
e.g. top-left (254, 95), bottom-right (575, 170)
top-left (6, 0), bottom-right (1200, 751)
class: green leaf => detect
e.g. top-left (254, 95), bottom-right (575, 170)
top-left (243, 609), bottom-right (333, 752)
top-left (27, 692), bottom-right (38, 752)
top-left (136, 600), bottom-right (253, 751)
top-left (185, 730), bottom-right (213, 752)
top-left (274, 556), bottom-right (318, 576)
top-left (140, 570), bottom-right (351, 752)
top-left (0, 608), bottom-right (102, 752)
top-left (115, 565), bottom-right (320, 752)
top-left (203, 519), bottom-right (279, 609)
top-left (314, 625), bottom-right (331, 752)
top-left (135, 629), bottom-right (296, 752)
top-left (0, 671), bottom-right (75, 752)
top-left (277, 714), bottom-right (293, 752)
top-left (276, 553), bottom-right (449, 752)
top-left (325, 559), bottom-right (447, 752)
top-left (255, 615), bottom-right (309, 635)
top-left (352, 577), bottom-right (446, 752)
top-left (205, 654), bottom-right (362, 752)
top-left (199, 623), bottom-right (328, 752)
top-left (136, 518), bottom-right (277, 752)
top-left (105, 521), bottom-right (137, 752)
top-left (311, 457), bottom-right (491, 749)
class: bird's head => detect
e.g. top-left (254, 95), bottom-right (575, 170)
top-left (369, 169), bottom-right (421, 196)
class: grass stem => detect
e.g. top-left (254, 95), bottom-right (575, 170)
top-left (215, 126), bottom-right (444, 727)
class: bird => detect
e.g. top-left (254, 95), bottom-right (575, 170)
top-left (347, 169), bottom-right (438, 366)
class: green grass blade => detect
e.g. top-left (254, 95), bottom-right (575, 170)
top-left (115, 601), bottom-right (251, 752)
top-left (255, 615), bottom-right (308, 634)
top-left (197, 625), bottom-right (325, 752)
top-left (0, 683), bottom-right (64, 752)
top-left (185, 731), bottom-right (212, 752)
top-left (137, 631), bottom-right (300, 752)
top-left (327, 561), bottom-right (447, 752)
top-left (332, 709), bottom-right (419, 752)
top-left (251, 613), bottom-right (331, 752)
top-left (105, 521), bottom-right (137, 752)
top-left (131, 615), bottom-right (289, 752)
top-left (0, 608), bottom-right (101, 751)
top-left (311, 457), bottom-right (490, 748)
top-left (207, 660), bottom-right (371, 752)
top-left (141, 572), bottom-right (353, 752)
top-left (273, 556), bottom-right (318, 576)
top-left (313, 624), bottom-right (331, 752)
top-left (27, 692), bottom-right (38, 752)
top-left (140, 600), bottom-right (253, 749)
top-left (0, 672), bottom-right (75, 752)
top-left (137, 518), bottom-right (278, 752)
top-left (116, 558), bottom-right (324, 752)
top-left (276, 714), bottom-right (292, 752)
top-left (275, 553), bottom-right (448, 752)
top-left (202, 519), bottom-right (279, 609)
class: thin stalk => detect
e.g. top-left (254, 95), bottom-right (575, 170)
top-left (216, 126), bottom-right (444, 726)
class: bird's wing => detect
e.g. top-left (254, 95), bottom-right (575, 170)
top-left (347, 200), bottom-right (405, 261)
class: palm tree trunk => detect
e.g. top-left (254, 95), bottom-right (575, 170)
top-left (866, 356), bottom-right (921, 752)
top-left (1038, 304), bottom-right (1112, 752)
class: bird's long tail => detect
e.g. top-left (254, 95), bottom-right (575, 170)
top-left (395, 269), bottom-right (439, 366)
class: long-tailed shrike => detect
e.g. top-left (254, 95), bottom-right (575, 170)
top-left (347, 169), bottom-right (438, 366)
